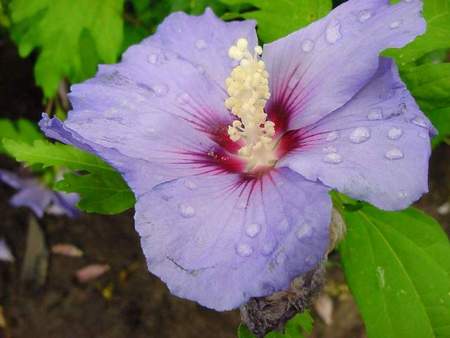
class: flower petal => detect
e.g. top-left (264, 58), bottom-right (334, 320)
top-left (10, 186), bottom-right (53, 218)
top-left (146, 8), bottom-right (257, 88)
top-left (263, 0), bottom-right (425, 129)
top-left (0, 169), bottom-right (26, 189)
top-left (40, 11), bottom-right (256, 196)
top-left (280, 58), bottom-right (433, 210)
top-left (136, 168), bottom-right (331, 310)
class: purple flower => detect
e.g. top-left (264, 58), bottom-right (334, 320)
top-left (39, 0), bottom-right (432, 310)
top-left (0, 169), bottom-right (80, 218)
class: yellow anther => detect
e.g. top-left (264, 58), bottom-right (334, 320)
top-left (225, 38), bottom-right (276, 170)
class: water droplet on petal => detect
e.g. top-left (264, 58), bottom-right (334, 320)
top-left (398, 191), bottom-right (408, 199)
top-left (324, 152), bottom-right (342, 164)
top-left (350, 127), bottom-right (371, 144)
top-left (326, 21), bottom-right (342, 44)
top-left (323, 145), bottom-right (337, 153)
top-left (358, 10), bottom-right (372, 22)
top-left (305, 255), bottom-right (316, 265)
top-left (276, 252), bottom-right (287, 264)
top-left (261, 240), bottom-right (277, 256)
top-left (277, 219), bottom-right (290, 232)
top-left (184, 180), bottom-right (197, 190)
top-left (418, 130), bottom-right (429, 139)
top-left (196, 64), bottom-right (205, 74)
top-left (152, 84), bottom-right (168, 97)
top-left (412, 116), bottom-right (428, 128)
top-left (385, 148), bottom-right (404, 160)
top-left (326, 131), bottom-right (339, 142)
top-left (236, 243), bottom-right (253, 257)
top-left (367, 108), bottom-right (383, 120)
top-left (177, 92), bottom-right (191, 104)
top-left (389, 21), bottom-right (402, 29)
top-left (148, 53), bottom-right (158, 64)
top-left (296, 223), bottom-right (312, 239)
top-left (195, 39), bottom-right (207, 50)
top-left (178, 203), bottom-right (195, 218)
top-left (245, 223), bottom-right (261, 238)
top-left (301, 39), bottom-right (315, 52)
top-left (388, 127), bottom-right (403, 140)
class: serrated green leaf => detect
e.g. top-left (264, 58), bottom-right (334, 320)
top-left (0, 118), bottom-right (43, 154)
top-left (339, 204), bottom-right (450, 338)
top-left (3, 139), bottom-right (135, 214)
top-left (9, 0), bottom-right (124, 97)
top-left (385, 0), bottom-right (450, 68)
top-left (220, 0), bottom-right (332, 42)
top-left (55, 172), bottom-right (135, 214)
top-left (238, 312), bottom-right (313, 338)
top-left (401, 63), bottom-right (450, 112)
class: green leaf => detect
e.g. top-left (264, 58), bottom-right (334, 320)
top-left (9, 0), bottom-right (124, 97)
top-left (3, 139), bottom-right (135, 214)
top-left (220, 0), bottom-right (332, 42)
top-left (385, 0), bottom-right (450, 68)
top-left (55, 172), bottom-right (134, 215)
top-left (238, 312), bottom-right (313, 338)
top-left (401, 63), bottom-right (450, 112)
top-left (427, 107), bottom-right (450, 147)
top-left (0, 118), bottom-right (43, 154)
top-left (339, 204), bottom-right (450, 338)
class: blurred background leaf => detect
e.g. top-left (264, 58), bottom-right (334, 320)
top-left (220, 0), bottom-right (332, 42)
top-left (2, 139), bottom-right (135, 214)
top-left (9, 0), bottom-right (125, 97)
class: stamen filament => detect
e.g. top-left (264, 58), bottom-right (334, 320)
top-left (225, 38), bottom-right (276, 170)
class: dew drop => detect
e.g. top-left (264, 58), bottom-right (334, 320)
top-left (301, 39), bottom-right (315, 52)
top-left (388, 127), bottom-right (403, 140)
top-left (261, 241), bottom-right (277, 256)
top-left (178, 203), bottom-right (195, 218)
top-left (152, 84), bottom-right (168, 97)
top-left (411, 116), bottom-right (427, 128)
top-left (196, 64), bottom-right (205, 74)
top-left (398, 191), bottom-right (408, 199)
top-left (418, 130), bottom-right (429, 139)
top-left (184, 180), bottom-right (197, 190)
top-left (358, 10), bottom-right (372, 22)
top-left (326, 131), bottom-right (339, 142)
top-left (305, 255), bottom-right (316, 265)
top-left (385, 147), bottom-right (404, 160)
top-left (323, 145), bottom-right (337, 153)
top-left (236, 243), bottom-right (253, 257)
top-left (195, 39), bottom-right (207, 50)
top-left (389, 21), bottom-right (402, 29)
top-left (177, 92), bottom-right (191, 104)
top-left (245, 223), bottom-right (261, 238)
top-left (277, 219), bottom-right (290, 232)
top-left (376, 266), bottom-right (385, 288)
top-left (148, 53), bottom-right (158, 64)
top-left (323, 152), bottom-right (342, 164)
top-left (326, 21), bottom-right (342, 44)
top-left (350, 127), bottom-right (371, 144)
top-left (275, 252), bottom-right (287, 264)
top-left (296, 223), bottom-right (312, 239)
top-left (367, 108), bottom-right (383, 120)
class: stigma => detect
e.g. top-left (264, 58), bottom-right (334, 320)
top-left (225, 38), bottom-right (276, 171)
